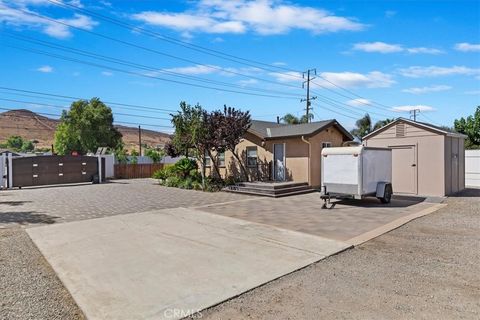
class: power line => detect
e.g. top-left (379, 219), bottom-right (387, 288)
top-left (0, 87), bottom-right (176, 113)
top-left (0, 107), bottom-right (174, 129)
top-left (46, 0), bottom-right (307, 74)
top-left (0, 97), bottom-right (172, 121)
top-left (4, 43), bottom-right (303, 101)
top-left (9, 4), bottom-right (399, 119)
top-left (11, 7), bottom-right (304, 91)
top-left (3, 32), bottom-right (304, 99)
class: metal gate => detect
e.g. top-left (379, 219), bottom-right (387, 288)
top-left (10, 155), bottom-right (101, 188)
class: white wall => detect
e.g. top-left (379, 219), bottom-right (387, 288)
top-left (466, 150), bottom-right (480, 187)
top-left (100, 155), bottom-right (115, 178)
top-left (0, 154), bottom-right (5, 189)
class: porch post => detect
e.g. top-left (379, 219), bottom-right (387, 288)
top-left (7, 153), bottom-right (13, 189)
top-left (0, 154), bottom-right (5, 189)
top-left (97, 156), bottom-right (103, 184)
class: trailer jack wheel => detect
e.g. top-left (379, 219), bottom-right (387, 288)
top-left (321, 195), bottom-right (336, 209)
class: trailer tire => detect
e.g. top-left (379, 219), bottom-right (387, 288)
top-left (379, 184), bottom-right (392, 204)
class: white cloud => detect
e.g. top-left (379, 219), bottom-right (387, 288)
top-left (464, 90), bottom-right (480, 95)
top-left (238, 79), bottom-right (258, 86)
top-left (406, 47), bottom-right (444, 54)
top-left (402, 85), bottom-right (452, 94)
top-left (392, 105), bottom-right (435, 112)
top-left (132, 0), bottom-right (365, 36)
top-left (353, 42), bottom-right (403, 53)
top-left (455, 42), bottom-right (480, 52)
top-left (353, 42), bottom-right (443, 54)
top-left (0, 1), bottom-right (97, 39)
top-left (101, 71), bottom-right (113, 76)
top-left (272, 61), bottom-right (287, 66)
top-left (36, 65), bottom-right (53, 73)
top-left (269, 71), bottom-right (302, 83)
top-left (398, 65), bottom-right (480, 78)
top-left (165, 64), bottom-right (220, 75)
top-left (346, 98), bottom-right (371, 107)
top-left (314, 71), bottom-right (395, 89)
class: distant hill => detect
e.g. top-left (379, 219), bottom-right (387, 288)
top-left (0, 109), bottom-right (171, 151)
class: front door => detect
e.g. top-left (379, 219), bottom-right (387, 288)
top-left (391, 146), bottom-right (417, 194)
top-left (273, 143), bottom-right (285, 181)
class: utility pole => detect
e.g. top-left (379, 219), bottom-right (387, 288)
top-left (138, 125), bottom-right (142, 156)
top-left (301, 69), bottom-right (317, 123)
top-left (410, 109), bottom-right (420, 122)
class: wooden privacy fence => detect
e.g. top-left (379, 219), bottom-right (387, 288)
top-left (114, 163), bottom-right (164, 179)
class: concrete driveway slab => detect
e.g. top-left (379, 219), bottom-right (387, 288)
top-left (27, 208), bottom-right (349, 320)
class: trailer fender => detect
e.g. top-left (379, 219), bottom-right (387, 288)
top-left (376, 182), bottom-right (391, 198)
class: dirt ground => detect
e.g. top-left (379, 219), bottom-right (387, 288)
top-left (197, 189), bottom-right (480, 320)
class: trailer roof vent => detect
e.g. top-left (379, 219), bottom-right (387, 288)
top-left (396, 123), bottom-right (405, 137)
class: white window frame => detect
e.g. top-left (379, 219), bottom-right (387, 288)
top-left (218, 151), bottom-right (225, 167)
top-left (322, 142), bottom-right (332, 148)
top-left (246, 146), bottom-right (258, 167)
top-left (204, 150), bottom-right (211, 167)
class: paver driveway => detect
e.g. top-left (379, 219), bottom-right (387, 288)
top-left (0, 179), bottom-right (248, 226)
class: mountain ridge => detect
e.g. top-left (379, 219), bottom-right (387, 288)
top-left (0, 109), bottom-right (171, 151)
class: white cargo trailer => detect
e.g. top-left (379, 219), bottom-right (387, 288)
top-left (321, 146), bottom-right (393, 208)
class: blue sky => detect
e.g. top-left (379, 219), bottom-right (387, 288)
top-left (0, 0), bottom-right (479, 132)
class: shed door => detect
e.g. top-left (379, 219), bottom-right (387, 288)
top-left (391, 146), bottom-right (417, 194)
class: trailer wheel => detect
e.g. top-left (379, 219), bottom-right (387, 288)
top-left (379, 184), bottom-right (392, 204)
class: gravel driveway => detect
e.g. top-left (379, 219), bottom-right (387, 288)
top-left (0, 228), bottom-right (84, 320)
top-left (196, 188), bottom-right (480, 320)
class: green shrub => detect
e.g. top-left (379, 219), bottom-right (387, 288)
top-left (165, 176), bottom-right (181, 188)
top-left (173, 158), bottom-right (198, 179)
top-left (152, 168), bottom-right (168, 180)
top-left (224, 175), bottom-right (238, 186)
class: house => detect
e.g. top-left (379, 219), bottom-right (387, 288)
top-left (205, 119), bottom-right (353, 187)
top-left (363, 118), bottom-right (466, 197)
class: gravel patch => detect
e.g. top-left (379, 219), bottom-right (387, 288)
top-left (196, 189), bottom-right (480, 320)
top-left (0, 227), bottom-right (84, 320)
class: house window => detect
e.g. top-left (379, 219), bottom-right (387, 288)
top-left (246, 147), bottom-right (258, 167)
top-left (218, 151), bottom-right (225, 167)
top-left (204, 151), bottom-right (211, 167)
top-left (322, 142), bottom-right (332, 148)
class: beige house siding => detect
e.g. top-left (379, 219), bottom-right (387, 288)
top-left (364, 120), bottom-right (465, 197)
top-left (205, 124), bottom-right (347, 186)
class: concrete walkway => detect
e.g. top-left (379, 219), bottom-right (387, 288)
top-left (27, 208), bottom-right (350, 320)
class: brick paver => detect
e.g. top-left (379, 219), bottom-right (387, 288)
top-left (0, 179), bottom-right (248, 226)
top-left (197, 194), bottom-right (437, 241)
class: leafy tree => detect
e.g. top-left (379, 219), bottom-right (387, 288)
top-left (145, 148), bottom-right (164, 163)
top-left (351, 114), bottom-right (396, 140)
top-left (130, 149), bottom-right (139, 164)
top-left (21, 140), bottom-right (34, 152)
top-left (170, 102), bottom-right (209, 188)
top-left (281, 113), bottom-right (312, 125)
top-left (54, 98), bottom-right (122, 155)
top-left (6, 135), bottom-right (24, 151)
top-left (454, 106), bottom-right (480, 149)
top-left (218, 105), bottom-right (251, 181)
top-left (373, 118), bottom-right (395, 130)
top-left (350, 114), bottom-right (372, 139)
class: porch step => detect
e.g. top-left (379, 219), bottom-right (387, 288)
top-left (223, 182), bottom-right (315, 198)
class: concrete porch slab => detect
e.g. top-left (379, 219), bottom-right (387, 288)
top-left (27, 208), bottom-right (349, 320)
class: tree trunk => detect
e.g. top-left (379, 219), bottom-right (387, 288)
top-left (232, 151), bottom-right (249, 182)
top-left (207, 149), bottom-right (221, 179)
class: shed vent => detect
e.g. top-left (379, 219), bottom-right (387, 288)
top-left (396, 123), bottom-right (405, 137)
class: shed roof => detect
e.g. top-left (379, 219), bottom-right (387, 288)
top-left (363, 117), bottom-right (467, 140)
top-left (249, 119), bottom-right (353, 140)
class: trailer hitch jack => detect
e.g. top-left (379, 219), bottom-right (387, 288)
top-left (320, 194), bottom-right (336, 209)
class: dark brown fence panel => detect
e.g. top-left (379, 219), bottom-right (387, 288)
top-left (11, 155), bottom-right (98, 188)
top-left (114, 163), bottom-right (164, 179)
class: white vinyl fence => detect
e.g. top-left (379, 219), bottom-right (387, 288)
top-left (466, 150), bottom-right (480, 187)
